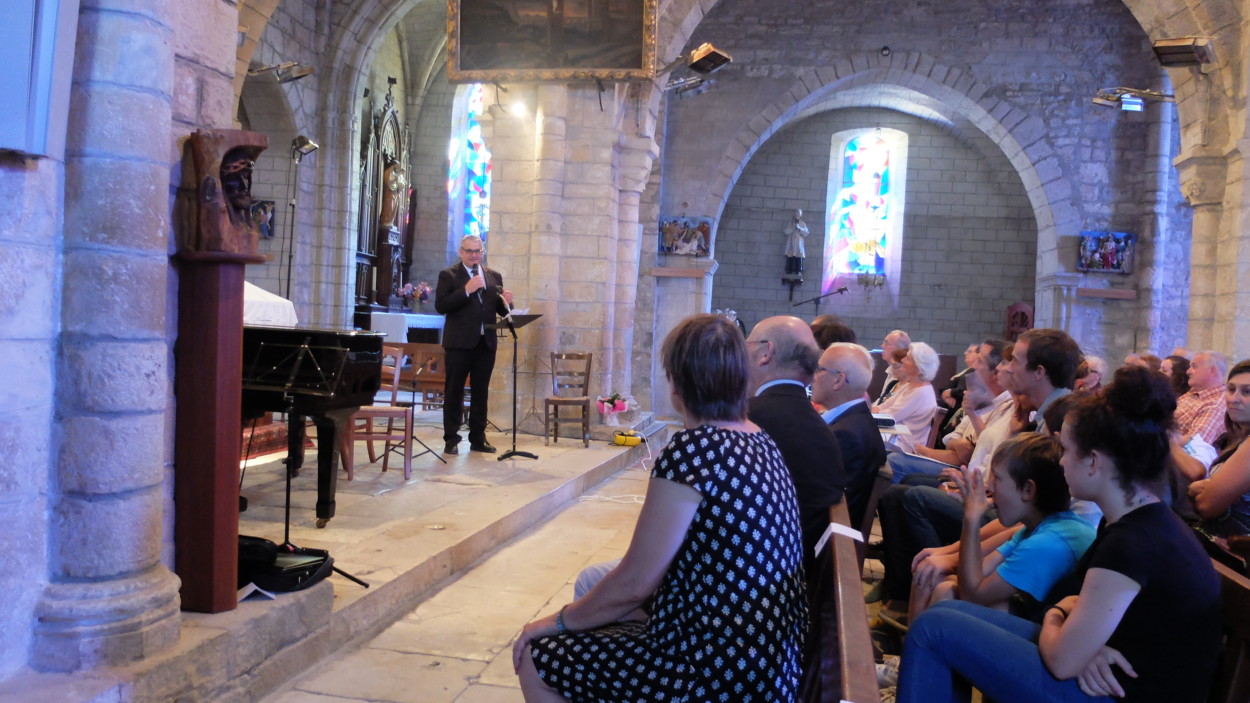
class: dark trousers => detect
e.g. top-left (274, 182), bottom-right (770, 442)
top-left (878, 474), bottom-right (997, 601)
top-left (443, 336), bottom-right (496, 445)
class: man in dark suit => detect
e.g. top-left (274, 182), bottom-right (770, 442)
top-left (744, 316), bottom-right (846, 571)
top-left (434, 234), bottom-right (514, 454)
top-left (811, 342), bottom-right (887, 529)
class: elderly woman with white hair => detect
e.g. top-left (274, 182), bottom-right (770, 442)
top-left (873, 341), bottom-right (940, 452)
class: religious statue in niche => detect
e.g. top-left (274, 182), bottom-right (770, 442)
top-left (1076, 230), bottom-right (1135, 274)
top-left (783, 208), bottom-right (808, 276)
top-left (658, 216), bottom-right (712, 256)
top-left (179, 129), bottom-right (268, 255)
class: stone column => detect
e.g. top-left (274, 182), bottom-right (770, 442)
top-left (1174, 149), bottom-right (1229, 352)
top-left (650, 259), bottom-right (720, 417)
top-left (34, 0), bottom-right (181, 671)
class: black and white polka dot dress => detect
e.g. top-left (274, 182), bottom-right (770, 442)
top-left (531, 425), bottom-right (809, 702)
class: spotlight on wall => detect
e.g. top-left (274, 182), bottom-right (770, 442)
top-left (291, 135), bottom-right (319, 163)
top-left (248, 61), bottom-right (316, 84)
top-left (1152, 37), bottom-right (1215, 67)
top-left (657, 42), bottom-right (733, 77)
top-left (1091, 87), bottom-right (1174, 111)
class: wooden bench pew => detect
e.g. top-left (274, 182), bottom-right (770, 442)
top-left (801, 499), bottom-right (880, 703)
top-left (1211, 558), bottom-right (1250, 703)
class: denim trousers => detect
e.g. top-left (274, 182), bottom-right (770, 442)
top-left (898, 600), bottom-right (1112, 703)
top-left (879, 478), bottom-right (996, 601)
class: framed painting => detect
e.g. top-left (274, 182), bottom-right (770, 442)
top-left (659, 216), bottom-right (712, 257)
top-left (251, 200), bottom-right (276, 239)
top-left (447, 0), bottom-right (657, 83)
top-left (1076, 231), bottom-right (1135, 274)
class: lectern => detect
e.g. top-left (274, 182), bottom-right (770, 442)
top-left (490, 314), bottom-right (542, 461)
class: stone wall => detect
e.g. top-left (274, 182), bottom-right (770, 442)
top-left (711, 107), bottom-right (1037, 355)
top-left (0, 153), bottom-right (58, 677)
top-left (656, 0), bottom-right (1194, 362)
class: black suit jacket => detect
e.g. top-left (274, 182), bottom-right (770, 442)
top-left (434, 263), bottom-right (511, 350)
top-left (747, 383), bottom-right (847, 568)
top-left (828, 400), bottom-right (887, 529)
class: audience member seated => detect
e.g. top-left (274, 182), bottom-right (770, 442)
top-left (811, 342), bottom-right (887, 527)
top-left (877, 434), bottom-right (1097, 693)
top-left (936, 343), bottom-right (983, 437)
top-left (1162, 354), bottom-right (1190, 397)
top-left (810, 313), bottom-right (857, 348)
top-left (746, 315), bottom-right (846, 572)
top-left (1073, 355), bottom-right (1106, 393)
top-left (1188, 359), bottom-right (1250, 538)
top-left (1008, 328), bottom-right (1081, 434)
top-left (873, 341), bottom-right (939, 452)
top-left (1178, 351), bottom-right (1229, 444)
top-left (513, 314), bottom-right (808, 701)
top-left (873, 333), bottom-right (1081, 614)
top-left (875, 329), bottom-right (912, 404)
top-left (885, 361), bottom-right (1010, 483)
top-left (907, 434), bottom-right (1095, 624)
top-left (896, 366), bottom-right (1222, 703)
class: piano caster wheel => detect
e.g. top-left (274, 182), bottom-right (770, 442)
top-left (315, 518), bottom-right (329, 529)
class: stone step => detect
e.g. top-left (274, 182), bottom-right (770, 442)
top-left (0, 424), bottom-right (667, 703)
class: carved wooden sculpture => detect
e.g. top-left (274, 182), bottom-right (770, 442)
top-left (181, 129), bottom-right (269, 255)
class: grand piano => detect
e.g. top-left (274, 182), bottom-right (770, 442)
top-left (241, 325), bottom-right (384, 527)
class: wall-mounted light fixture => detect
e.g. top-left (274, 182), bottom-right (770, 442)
top-left (291, 135), bottom-right (319, 162)
top-left (658, 42), bottom-right (732, 78)
top-left (1152, 37), bottom-right (1215, 67)
top-left (1091, 87), bottom-right (1174, 112)
top-left (248, 61), bottom-right (316, 84)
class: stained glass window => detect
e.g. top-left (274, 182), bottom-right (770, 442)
top-left (448, 84), bottom-right (492, 244)
top-left (823, 129), bottom-right (908, 295)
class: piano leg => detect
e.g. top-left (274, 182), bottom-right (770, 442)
top-left (311, 409), bottom-right (352, 528)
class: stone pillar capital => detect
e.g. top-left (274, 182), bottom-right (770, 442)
top-left (1172, 149), bottom-right (1228, 207)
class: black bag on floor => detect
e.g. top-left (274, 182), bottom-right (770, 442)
top-left (238, 535), bottom-right (333, 592)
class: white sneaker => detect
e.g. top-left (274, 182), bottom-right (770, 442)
top-left (877, 654), bottom-right (900, 688)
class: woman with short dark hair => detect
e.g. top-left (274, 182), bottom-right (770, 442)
top-left (513, 314), bottom-right (808, 702)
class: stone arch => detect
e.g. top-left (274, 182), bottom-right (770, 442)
top-left (698, 54), bottom-right (1070, 325)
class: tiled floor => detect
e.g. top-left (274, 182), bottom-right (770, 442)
top-left (260, 470), bottom-right (650, 702)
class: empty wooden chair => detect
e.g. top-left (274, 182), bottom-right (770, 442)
top-left (399, 342), bottom-right (448, 410)
top-left (544, 352), bottom-right (592, 447)
top-left (344, 345), bottom-right (412, 480)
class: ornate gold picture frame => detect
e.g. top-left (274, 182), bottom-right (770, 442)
top-left (447, 0), bottom-right (657, 83)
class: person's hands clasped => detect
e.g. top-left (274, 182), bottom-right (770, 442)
top-left (512, 612), bottom-right (559, 673)
top-left (913, 551), bottom-right (958, 592)
top-left (1075, 645), bottom-right (1136, 698)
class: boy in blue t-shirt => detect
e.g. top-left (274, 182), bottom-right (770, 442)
top-left (913, 433), bottom-right (1095, 618)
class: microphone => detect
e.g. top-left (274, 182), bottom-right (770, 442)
top-left (469, 265), bottom-right (483, 302)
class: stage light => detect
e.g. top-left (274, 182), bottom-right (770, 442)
top-left (248, 62), bottom-right (316, 84)
top-left (1152, 37), bottom-right (1215, 67)
top-left (657, 42), bottom-right (733, 77)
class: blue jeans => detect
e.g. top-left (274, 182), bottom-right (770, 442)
top-left (886, 449), bottom-right (955, 483)
top-left (898, 600), bottom-right (1112, 703)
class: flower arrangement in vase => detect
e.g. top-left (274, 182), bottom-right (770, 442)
top-left (596, 391), bottom-right (629, 426)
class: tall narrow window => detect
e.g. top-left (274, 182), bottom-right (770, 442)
top-left (823, 128), bottom-right (907, 300)
top-left (448, 83), bottom-right (492, 248)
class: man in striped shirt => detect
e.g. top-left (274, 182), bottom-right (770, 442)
top-left (1178, 351), bottom-right (1228, 444)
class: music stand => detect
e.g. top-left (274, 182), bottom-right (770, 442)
top-left (490, 313), bottom-right (542, 461)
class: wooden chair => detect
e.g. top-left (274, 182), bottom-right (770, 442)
top-left (343, 345), bottom-right (412, 480)
top-left (544, 352), bottom-right (592, 447)
top-left (398, 342), bottom-right (448, 410)
top-left (1211, 558), bottom-right (1250, 703)
top-left (1005, 301), bottom-right (1034, 342)
top-left (926, 406), bottom-right (948, 449)
top-left (855, 463), bottom-right (893, 567)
